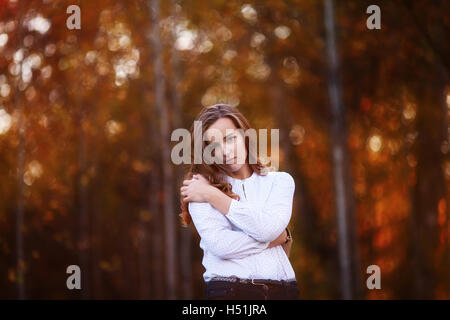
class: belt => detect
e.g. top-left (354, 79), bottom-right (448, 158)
top-left (210, 276), bottom-right (296, 286)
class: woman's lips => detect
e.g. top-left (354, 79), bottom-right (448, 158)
top-left (225, 157), bottom-right (236, 164)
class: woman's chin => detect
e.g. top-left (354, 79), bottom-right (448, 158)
top-left (228, 163), bottom-right (242, 172)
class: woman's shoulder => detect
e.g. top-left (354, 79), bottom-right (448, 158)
top-left (261, 170), bottom-right (295, 186)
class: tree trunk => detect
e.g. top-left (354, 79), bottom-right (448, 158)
top-left (403, 1), bottom-right (449, 298)
top-left (14, 3), bottom-right (26, 298)
top-left (76, 92), bottom-right (90, 299)
top-left (149, 0), bottom-right (177, 299)
top-left (150, 159), bottom-right (164, 298)
top-left (15, 89), bottom-right (26, 300)
top-left (170, 0), bottom-right (192, 300)
top-left (323, 0), bottom-right (360, 299)
top-left (138, 169), bottom-right (151, 299)
top-left (410, 64), bottom-right (447, 299)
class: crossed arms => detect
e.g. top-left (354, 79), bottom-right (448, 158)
top-left (187, 172), bottom-right (295, 260)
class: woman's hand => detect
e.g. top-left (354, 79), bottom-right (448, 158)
top-left (181, 174), bottom-right (213, 203)
top-left (268, 229), bottom-right (293, 258)
top-left (268, 229), bottom-right (288, 249)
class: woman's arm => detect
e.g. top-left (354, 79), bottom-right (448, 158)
top-left (181, 173), bottom-right (294, 244)
top-left (207, 172), bottom-right (295, 243)
top-left (268, 229), bottom-right (289, 249)
top-left (188, 201), bottom-right (288, 259)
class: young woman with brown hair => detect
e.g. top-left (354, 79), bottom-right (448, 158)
top-left (179, 103), bottom-right (299, 300)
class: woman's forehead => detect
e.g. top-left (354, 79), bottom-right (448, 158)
top-left (206, 118), bottom-right (237, 136)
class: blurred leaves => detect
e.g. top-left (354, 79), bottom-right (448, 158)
top-left (0, 0), bottom-right (448, 299)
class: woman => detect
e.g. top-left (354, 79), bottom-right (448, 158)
top-left (179, 103), bottom-right (299, 300)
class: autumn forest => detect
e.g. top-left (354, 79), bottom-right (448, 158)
top-left (0, 0), bottom-right (449, 299)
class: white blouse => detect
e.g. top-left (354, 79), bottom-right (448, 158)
top-left (188, 170), bottom-right (297, 282)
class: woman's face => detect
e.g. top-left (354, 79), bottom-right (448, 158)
top-left (205, 117), bottom-right (247, 172)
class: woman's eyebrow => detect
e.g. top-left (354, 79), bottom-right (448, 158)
top-left (224, 132), bottom-right (235, 140)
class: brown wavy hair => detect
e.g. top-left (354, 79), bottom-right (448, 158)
top-left (179, 103), bottom-right (267, 227)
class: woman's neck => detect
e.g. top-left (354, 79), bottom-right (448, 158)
top-left (230, 164), bottom-right (253, 180)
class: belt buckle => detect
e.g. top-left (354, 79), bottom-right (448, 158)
top-left (250, 278), bottom-right (269, 300)
top-left (251, 278), bottom-right (266, 286)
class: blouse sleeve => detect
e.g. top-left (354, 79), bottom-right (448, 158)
top-left (188, 201), bottom-right (270, 260)
top-left (225, 172), bottom-right (295, 242)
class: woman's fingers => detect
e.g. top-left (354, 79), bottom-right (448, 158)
top-left (183, 179), bottom-right (193, 186)
top-left (181, 184), bottom-right (192, 197)
top-left (194, 174), bottom-right (208, 183)
top-left (181, 186), bottom-right (189, 194)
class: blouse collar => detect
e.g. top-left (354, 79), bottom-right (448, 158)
top-left (225, 170), bottom-right (256, 184)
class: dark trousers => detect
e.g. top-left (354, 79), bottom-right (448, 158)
top-left (206, 280), bottom-right (300, 300)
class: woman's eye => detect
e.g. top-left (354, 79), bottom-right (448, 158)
top-left (226, 136), bottom-right (235, 142)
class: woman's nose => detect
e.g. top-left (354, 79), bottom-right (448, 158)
top-left (224, 147), bottom-right (235, 159)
